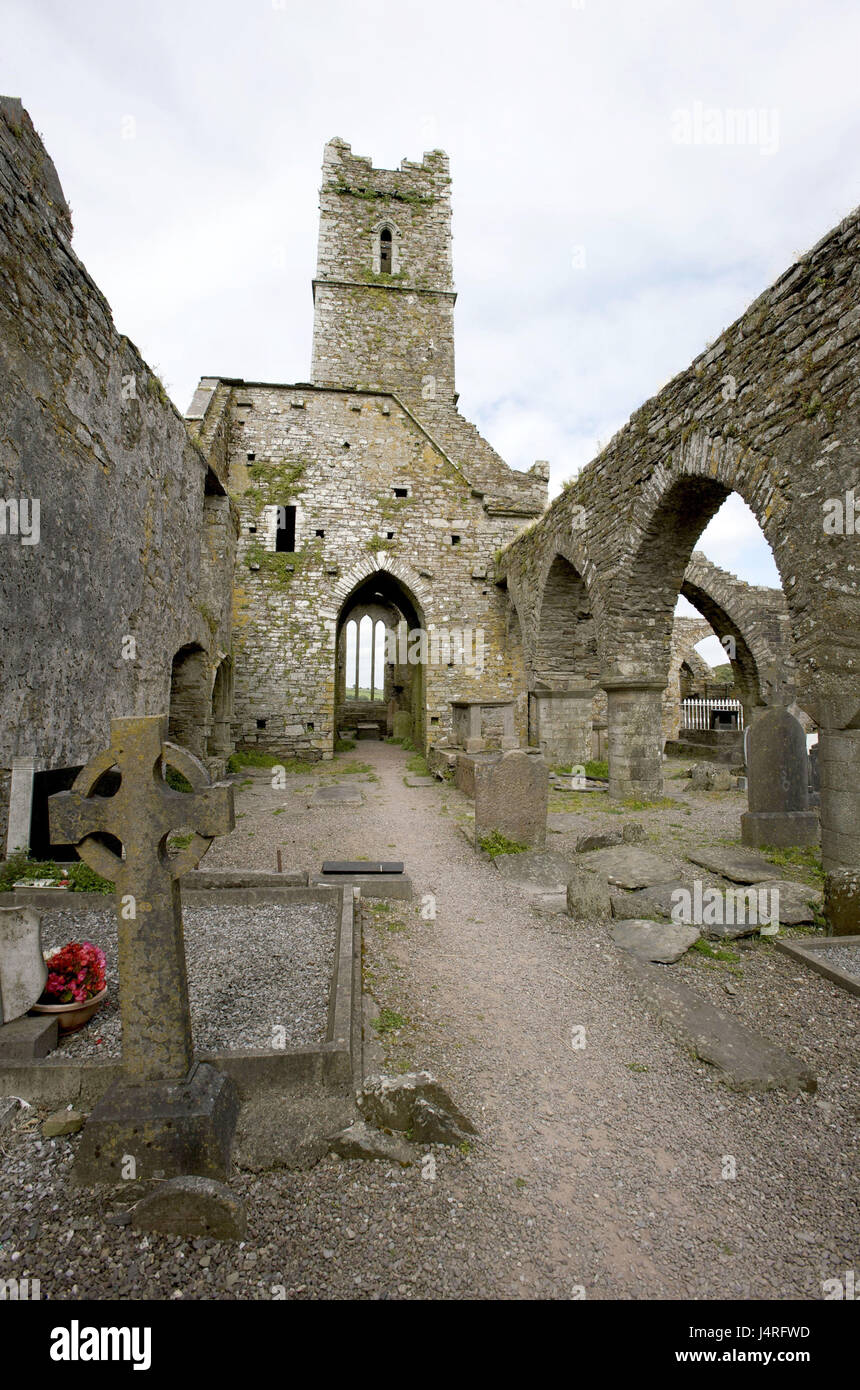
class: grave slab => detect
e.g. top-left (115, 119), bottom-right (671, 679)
top-left (686, 847), bottom-right (777, 884)
top-left (611, 919), bottom-right (701, 964)
top-left (492, 849), bottom-right (578, 899)
top-left (311, 872), bottom-right (413, 901)
top-left (583, 846), bottom-right (676, 891)
top-left (619, 955), bottom-right (816, 1093)
top-left (311, 784), bottom-right (364, 806)
top-left (756, 879), bottom-right (823, 925)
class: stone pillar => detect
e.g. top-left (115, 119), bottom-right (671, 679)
top-left (801, 693), bottom-right (860, 934)
top-left (602, 679), bottom-right (665, 800)
top-left (819, 725), bottom-right (860, 933)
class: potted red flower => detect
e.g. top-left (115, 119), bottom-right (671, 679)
top-left (30, 941), bottom-right (108, 1033)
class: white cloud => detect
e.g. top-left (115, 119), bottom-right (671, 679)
top-left (5, 0), bottom-right (858, 597)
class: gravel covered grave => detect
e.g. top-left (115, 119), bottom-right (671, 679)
top-left (40, 901), bottom-right (338, 1058)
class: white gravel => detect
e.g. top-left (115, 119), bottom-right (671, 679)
top-left (40, 901), bottom-right (338, 1057)
top-left (813, 944), bottom-right (860, 980)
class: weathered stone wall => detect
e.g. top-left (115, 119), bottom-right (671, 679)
top-left (0, 98), bottom-right (236, 841)
top-left (195, 380), bottom-right (535, 757)
top-left (500, 203), bottom-right (860, 901)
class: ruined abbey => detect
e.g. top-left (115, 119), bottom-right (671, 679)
top-left (1, 97), bottom-right (858, 930)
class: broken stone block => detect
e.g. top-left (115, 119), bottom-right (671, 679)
top-left (691, 763), bottom-right (732, 791)
top-left (576, 829), bottom-right (622, 853)
top-left (409, 1098), bottom-right (470, 1146)
top-left (566, 866), bottom-right (611, 920)
top-left (329, 1120), bottom-right (416, 1165)
top-left (0, 1096), bottom-right (21, 1131)
top-left (359, 1071), bottom-right (476, 1137)
top-left (825, 867), bottom-right (860, 936)
top-left (756, 879), bottom-right (823, 926)
top-left (131, 1176), bottom-right (246, 1240)
top-left (42, 1108), bottom-right (85, 1138)
top-left (611, 919), bottom-right (701, 964)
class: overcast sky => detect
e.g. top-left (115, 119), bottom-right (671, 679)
top-left (6, 0), bottom-right (860, 659)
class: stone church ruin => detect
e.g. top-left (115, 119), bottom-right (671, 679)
top-left (1, 95), bottom-right (858, 941)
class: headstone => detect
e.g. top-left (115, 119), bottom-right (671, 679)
top-left (311, 784), bottom-right (363, 806)
top-left (474, 749), bottom-right (548, 850)
top-left (48, 716), bottom-right (239, 1184)
top-left (741, 707), bottom-right (819, 848)
top-left (0, 905), bottom-right (46, 1023)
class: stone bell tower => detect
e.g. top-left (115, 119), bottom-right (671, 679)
top-left (310, 138), bottom-right (457, 410)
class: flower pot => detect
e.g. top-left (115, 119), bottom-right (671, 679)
top-left (30, 987), bottom-right (108, 1034)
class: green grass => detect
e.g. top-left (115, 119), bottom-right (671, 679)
top-left (334, 738), bottom-right (356, 752)
top-left (760, 843), bottom-right (824, 886)
top-left (371, 1007), bottom-right (407, 1035)
top-left (227, 749), bottom-right (285, 771)
top-left (165, 766), bottom-right (193, 793)
top-left (0, 851), bottom-right (113, 894)
top-left (691, 939), bottom-right (741, 963)
top-left (479, 831), bottom-right (528, 859)
top-left (405, 752), bottom-right (430, 776)
top-left (336, 760), bottom-right (373, 775)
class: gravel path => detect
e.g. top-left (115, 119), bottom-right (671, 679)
top-left (41, 901), bottom-right (337, 1057)
top-left (1, 742), bottom-right (857, 1301)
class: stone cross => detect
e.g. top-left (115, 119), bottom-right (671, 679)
top-left (49, 716), bottom-right (234, 1082)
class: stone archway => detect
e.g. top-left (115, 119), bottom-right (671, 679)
top-left (529, 553), bottom-right (599, 766)
top-left (168, 644), bottom-right (210, 760)
top-left (335, 568), bottom-right (427, 748)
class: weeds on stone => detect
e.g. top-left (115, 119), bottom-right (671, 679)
top-left (760, 843), bottom-right (824, 886)
top-left (479, 831), bottom-right (528, 859)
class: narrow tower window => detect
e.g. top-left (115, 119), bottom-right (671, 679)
top-left (276, 505), bottom-right (296, 552)
top-left (379, 227), bottom-right (392, 274)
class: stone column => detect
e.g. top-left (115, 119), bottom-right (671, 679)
top-left (804, 693), bottom-right (860, 935)
top-left (818, 725), bottom-right (860, 933)
top-left (602, 678), bottom-right (665, 800)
